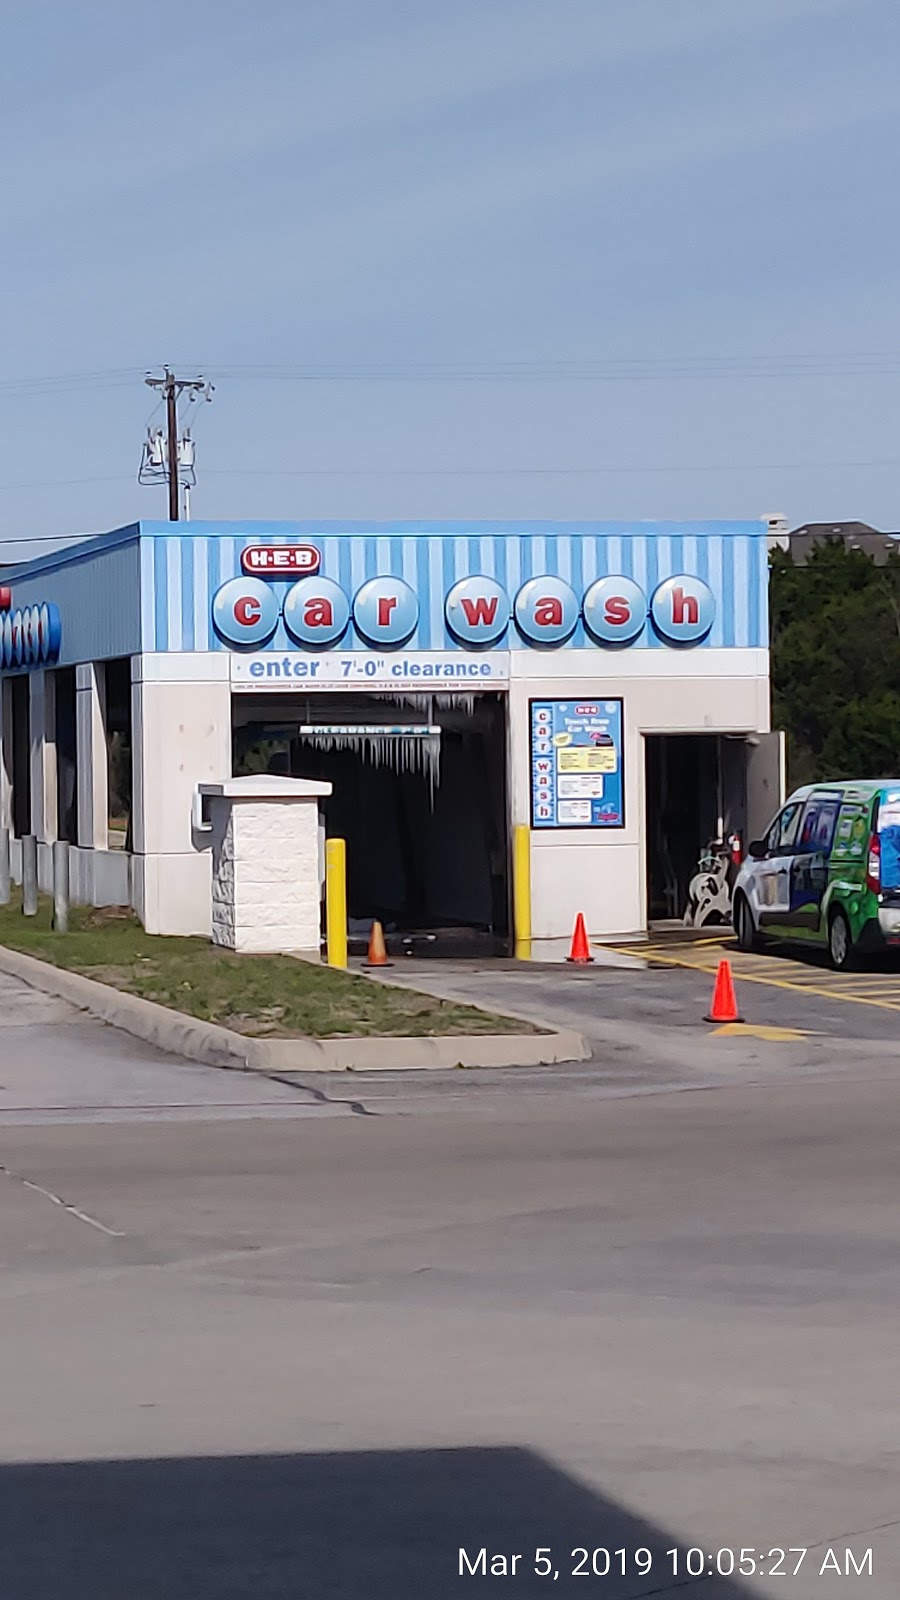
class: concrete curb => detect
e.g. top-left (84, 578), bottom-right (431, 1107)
top-left (0, 943), bottom-right (589, 1073)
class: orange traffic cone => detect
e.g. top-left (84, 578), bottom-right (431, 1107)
top-left (566, 912), bottom-right (594, 964)
top-left (363, 919), bottom-right (393, 969)
top-left (706, 958), bottom-right (742, 1023)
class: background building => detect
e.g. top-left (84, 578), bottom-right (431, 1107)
top-left (780, 520), bottom-right (900, 565)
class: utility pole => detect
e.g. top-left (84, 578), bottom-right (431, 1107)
top-left (165, 371), bottom-right (179, 521)
top-left (143, 368), bottom-right (212, 522)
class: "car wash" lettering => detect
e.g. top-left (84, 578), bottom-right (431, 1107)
top-left (211, 571), bottom-right (715, 650)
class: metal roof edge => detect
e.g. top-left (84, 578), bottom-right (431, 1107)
top-left (1, 516), bottom-right (770, 584)
top-left (1, 523), bottom-right (142, 582)
top-left (135, 518), bottom-right (768, 537)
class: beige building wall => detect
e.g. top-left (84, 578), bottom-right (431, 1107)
top-left (131, 654), bottom-right (231, 936)
top-left (27, 643), bottom-right (772, 942)
top-left (509, 648), bottom-right (770, 941)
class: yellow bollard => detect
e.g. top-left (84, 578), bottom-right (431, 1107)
top-left (325, 837), bottom-right (348, 968)
top-left (512, 823), bottom-right (532, 959)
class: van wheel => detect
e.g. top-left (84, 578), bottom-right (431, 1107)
top-left (828, 910), bottom-right (854, 971)
top-left (734, 894), bottom-right (759, 953)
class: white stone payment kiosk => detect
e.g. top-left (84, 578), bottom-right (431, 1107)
top-left (196, 775), bottom-right (332, 956)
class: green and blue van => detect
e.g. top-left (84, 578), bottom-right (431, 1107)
top-left (732, 780), bottom-right (900, 968)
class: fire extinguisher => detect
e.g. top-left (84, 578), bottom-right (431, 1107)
top-left (728, 832), bottom-right (743, 869)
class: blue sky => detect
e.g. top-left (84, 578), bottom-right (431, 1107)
top-left (4, 0), bottom-right (900, 550)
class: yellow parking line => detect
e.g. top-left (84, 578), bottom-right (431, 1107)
top-left (829, 985), bottom-right (900, 998)
top-left (713, 1022), bottom-right (814, 1042)
top-left (822, 975), bottom-right (896, 987)
top-left (620, 942), bottom-right (900, 990)
top-left (727, 968), bottom-right (900, 997)
top-left (610, 945), bottom-right (900, 1013)
top-left (758, 969), bottom-right (828, 981)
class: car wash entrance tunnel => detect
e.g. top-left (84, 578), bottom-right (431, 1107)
top-left (233, 692), bottom-right (510, 955)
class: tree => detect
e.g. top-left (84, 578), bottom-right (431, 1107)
top-left (771, 540), bottom-right (900, 785)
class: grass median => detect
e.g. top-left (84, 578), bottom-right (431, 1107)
top-left (0, 895), bottom-right (535, 1040)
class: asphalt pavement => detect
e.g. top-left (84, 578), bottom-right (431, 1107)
top-left (1, 960), bottom-right (899, 1595)
top-left (0, 972), bottom-right (358, 1126)
top-left (339, 938), bottom-right (900, 1113)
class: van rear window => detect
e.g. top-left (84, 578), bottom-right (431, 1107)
top-left (833, 800), bottom-right (869, 863)
top-left (879, 792), bottom-right (900, 891)
top-left (797, 793), bottom-right (841, 853)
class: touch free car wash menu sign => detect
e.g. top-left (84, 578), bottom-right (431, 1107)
top-left (530, 699), bottom-right (624, 829)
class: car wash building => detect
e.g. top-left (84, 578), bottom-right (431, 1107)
top-left (0, 519), bottom-right (781, 951)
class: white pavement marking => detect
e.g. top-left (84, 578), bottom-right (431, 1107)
top-left (0, 1163), bottom-right (126, 1237)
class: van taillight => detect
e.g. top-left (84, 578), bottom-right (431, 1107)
top-left (867, 833), bottom-right (881, 894)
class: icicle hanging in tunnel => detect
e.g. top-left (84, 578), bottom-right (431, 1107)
top-left (371, 692), bottom-right (479, 717)
top-left (294, 725), bottom-right (442, 798)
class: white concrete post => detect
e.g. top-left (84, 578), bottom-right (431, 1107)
top-left (76, 663), bottom-right (108, 851)
top-left (29, 671), bottom-right (57, 844)
top-left (198, 776), bottom-right (333, 955)
top-left (21, 832), bottom-right (38, 916)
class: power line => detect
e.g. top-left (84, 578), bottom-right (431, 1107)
top-left (209, 355), bottom-right (900, 383)
top-left (3, 456), bottom-right (900, 501)
top-left (201, 457), bottom-right (900, 479)
top-left (0, 474), bottom-right (133, 492)
top-left (0, 369), bottom-right (141, 399)
top-left (8, 350), bottom-right (900, 399)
